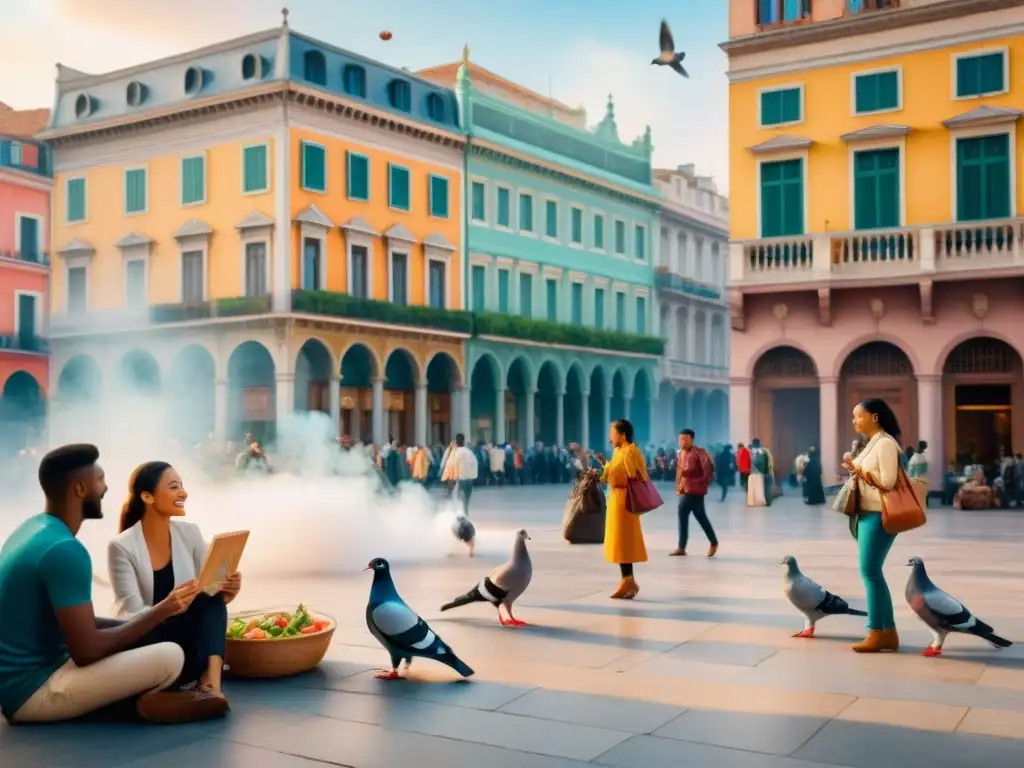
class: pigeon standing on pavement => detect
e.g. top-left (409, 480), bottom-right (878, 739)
top-left (441, 529), bottom-right (533, 626)
top-left (780, 555), bottom-right (867, 638)
top-left (652, 20), bottom-right (688, 77)
top-left (905, 556), bottom-right (1013, 657)
top-left (364, 557), bottom-right (474, 679)
top-left (452, 512), bottom-right (476, 557)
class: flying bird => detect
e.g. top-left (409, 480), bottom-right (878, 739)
top-left (780, 555), bottom-right (867, 638)
top-left (652, 20), bottom-right (688, 77)
top-left (905, 557), bottom-right (1012, 657)
top-left (441, 529), bottom-right (533, 626)
top-left (364, 557), bottom-right (474, 680)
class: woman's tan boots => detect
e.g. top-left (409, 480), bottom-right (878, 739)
top-left (852, 628), bottom-right (899, 653)
top-left (611, 576), bottom-right (639, 599)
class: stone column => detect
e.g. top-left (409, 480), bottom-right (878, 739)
top-left (623, 397), bottom-right (631, 421)
top-left (705, 315), bottom-right (714, 366)
top-left (916, 374), bottom-right (944, 490)
top-left (460, 384), bottom-right (471, 439)
top-left (214, 379), bottom-right (229, 441)
top-left (580, 389), bottom-right (590, 450)
top-left (687, 306), bottom-right (696, 363)
top-left (495, 388), bottom-right (507, 444)
top-left (328, 375), bottom-right (341, 439)
top-left (275, 372), bottom-right (294, 437)
top-left (524, 388), bottom-right (536, 446)
top-left (371, 377), bottom-right (385, 445)
top-left (818, 376), bottom-right (839, 487)
top-left (414, 384), bottom-right (428, 446)
top-left (729, 377), bottom-right (751, 447)
top-left (555, 390), bottom-right (565, 447)
top-left (350, 387), bottom-right (362, 442)
top-left (601, 393), bottom-right (612, 449)
top-left (648, 397), bottom-right (656, 447)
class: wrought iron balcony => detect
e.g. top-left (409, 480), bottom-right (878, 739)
top-left (654, 269), bottom-right (723, 300)
top-left (0, 334), bottom-right (49, 354)
top-left (661, 358), bottom-right (729, 384)
top-left (0, 250), bottom-right (50, 267)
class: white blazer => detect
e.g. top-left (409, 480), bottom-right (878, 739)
top-left (107, 519), bottom-right (208, 618)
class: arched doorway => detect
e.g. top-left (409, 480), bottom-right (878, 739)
top-left (340, 344), bottom-right (377, 442)
top-left (708, 389), bottom-right (728, 445)
top-left (588, 366), bottom-right (608, 450)
top-left (536, 360), bottom-right (563, 445)
top-left (753, 345), bottom-right (819, 481)
top-left (632, 369), bottom-right (652, 446)
top-left (168, 345), bottom-right (215, 443)
top-left (1, 371), bottom-right (45, 452)
top-left (506, 356), bottom-right (533, 446)
top-left (117, 349), bottom-right (161, 396)
top-left (295, 339), bottom-right (332, 415)
top-left (564, 362), bottom-right (586, 446)
top-left (57, 354), bottom-right (102, 403)
top-left (942, 337), bottom-right (1023, 467)
top-left (469, 355), bottom-right (500, 444)
top-left (227, 340), bottom-right (276, 444)
top-left (839, 341), bottom-right (917, 460)
top-left (384, 349), bottom-right (417, 446)
top-left (426, 352), bottom-right (459, 446)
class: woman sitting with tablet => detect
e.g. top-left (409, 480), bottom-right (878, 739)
top-left (108, 462), bottom-right (241, 700)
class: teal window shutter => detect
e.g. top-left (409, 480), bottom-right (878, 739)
top-left (391, 253), bottom-right (408, 304)
top-left (519, 193), bottom-right (533, 231)
top-left (546, 278), bottom-right (558, 321)
top-left (243, 145), bottom-right (268, 192)
top-left (181, 156), bottom-right (204, 204)
top-left (854, 71), bottom-right (900, 114)
top-left (760, 87), bottom-right (801, 126)
top-left (497, 187), bottom-right (511, 226)
top-left (67, 178), bottom-right (86, 222)
top-left (389, 164), bottom-right (410, 210)
top-left (545, 200), bottom-right (558, 238)
top-left (593, 215), bottom-right (604, 248)
top-left (615, 292), bottom-right (625, 332)
top-left (125, 168), bottom-right (147, 213)
top-left (615, 220), bottom-right (626, 253)
top-left (853, 148), bottom-right (900, 229)
top-left (519, 273), bottom-right (532, 316)
top-left (759, 159), bottom-right (803, 237)
top-left (571, 282), bottom-right (583, 324)
top-left (301, 142), bottom-right (326, 192)
top-left (348, 153), bottom-right (370, 201)
top-left (594, 288), bottom-right (605, 329)
top-left (957, 133), bottom-right (1011, 221)
top-left (471, 182), bottom-right (486, 221)
top-left (571, 208), bottom-right (583, 244)
top-left (956, 52), bottom-right (1005, 98)
top-left (498, 270), bottom-right (510, 313)
top-left (636, 296), bottom-right (646, 334)
top-left (472, 265), bottom-right (487, 310)
top-left (634, 225), bottom-right (646, 259)
top-left (429, 175), bottom-right (448, 217)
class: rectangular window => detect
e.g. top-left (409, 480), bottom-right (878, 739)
top-left (757, 0), bottom-right (810, 24)
top-left (957, 133), bottom-right (1011, 222)
top-left (9, 141), bottom-right (22, 166)
top-left (593, 214), bottom-right (605, 249)
top-left (759, 158), bottom-right (804, 238)
top-left (571, 282), bottom-right (583, 324)
top-left (391, 252), bottom-right (408, 305)
top-left (956, 51), bottom-right (1007, 99)
top-left (635, 296), bottom-right (647, 335)
top-left (301, 142), bottom-right (326, 192)
top-left (67, 178), bottom-right (86, 222)
top-left (68, 266), bottom-right (87, 314)
top-left (472, 265), bottom-right (487, 310)
top-left (181, 251), bottom-right (204, 303)
top-left (519, 193), bottom-right (534, 232)
top-left (16, 293), bottom-right (36, 348)
top-left (243, 144), bottom-right (268, 193)
top-left (125, 168), bottom-right (147, 214)
top-left (429, 175), bottom-right (449, 218)
top-left (615, 292), bottom-right (626, 332)
top-left (614, 220), bottom-right (626, 254)
top-left (244, 242), bottom-right (267, 297)
top-left (181, 155), bottom-right (205, 205)
top-left (759, 87), bottom-right (802, 127)
top-left (471, 181), bottom-right (486, 221)
top-left (545, 200), bottom-right (558, 238)
top-left (594, 287), bottom-right (605, 329)
top-left (498, 269), bottom-right (510, 313)
top-left (303, 238), bottom-right (322, 291)
top-left (570, 207), bottom-right (583, 244)
top-left (853, 148), bottom-right (900, 230)
top-left (347, 152), bottom-right (370, 201)
top-left (350, 245), bottom-right (368, 298)
top-left (545, 278), bottom-right (558, 321)
top-left (18, 216), bottom-right (39, 260)
top-left (428, 261), bottom-right (446, 309)
top-left (519, 273), bottom-right (533, 317)
top-left (634, 225), bottom-right (646, 260)
top-left (389, 164), bottom-right (411, 211)
top-left (497, 187), bottom-right (511, 227)
top-left (854, 70), bottom-right (899, 115)
top-left (125, 260), bottom-right (146, 306)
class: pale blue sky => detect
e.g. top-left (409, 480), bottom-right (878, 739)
top-left (1, 0), bottom-right (730, 191)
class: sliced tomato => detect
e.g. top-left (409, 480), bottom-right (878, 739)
top-left (275, 616), bottom-right (288, 628)
top-left (300, 625), bottom-right (320, 635)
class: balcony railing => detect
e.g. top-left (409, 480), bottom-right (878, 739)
top-left (654, 270), bottom-right (723, 300)
top-left (0, 334), bottom-right (49, 355)
top-left (0, 250), bottom-right (50, 266)
top-left (662, 358), bottom-right (729, 383)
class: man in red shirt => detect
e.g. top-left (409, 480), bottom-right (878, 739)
top-left (736, 442), bottom-right (752, 490)
top-left (670, 429), bottom-right (719, 558)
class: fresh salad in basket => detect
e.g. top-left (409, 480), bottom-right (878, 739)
top-left (226, 603), bottom-right (331, 640)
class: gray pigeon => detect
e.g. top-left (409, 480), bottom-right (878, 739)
top-left (905, 557), bottom-right (1012, 657)
top-left (780, 555), bottom-right (867, 638)
top-left (441, 529), bottom-right (533, 626)
top-left (652, 20), bottom-right (688, 77)
top-left (452, 512), bottom-right (476, 557)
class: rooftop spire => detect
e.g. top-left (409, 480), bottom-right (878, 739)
top-left (281, 7), bottom-right (289, 27)
top-left (457, 43), bottom-right (471, 85)
top-left (594, 93), bottom-right (619, 143)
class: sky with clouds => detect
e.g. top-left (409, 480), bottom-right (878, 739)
top-left (1, 0), bottom-right (730, 192)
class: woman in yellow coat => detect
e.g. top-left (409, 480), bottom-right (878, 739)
top-left (600, 419), bottom-right (648, 599)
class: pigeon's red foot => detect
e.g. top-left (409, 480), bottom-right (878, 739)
top-left (507, 618), bottom-right (529, 627)
top-left (922, 647), bottom-right (942, 658)
top-left (793, 628), bottom-right (815, 639)
top-left (374, 670), bottom-right (402, 680)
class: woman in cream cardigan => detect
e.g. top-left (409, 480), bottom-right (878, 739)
top-left (844, 399), bottom-right (902, 654)
top-left (108, 462), bottom-right (241, 698)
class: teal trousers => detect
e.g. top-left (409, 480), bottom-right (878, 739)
top-left (857, 512), bottom-right (896, 630)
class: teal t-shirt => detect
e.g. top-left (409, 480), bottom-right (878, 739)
top-left (0, 514), bottom-right (93, 720)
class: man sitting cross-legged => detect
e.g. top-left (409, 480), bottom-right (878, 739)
top-left (0, 443), bottom-right (228, 724)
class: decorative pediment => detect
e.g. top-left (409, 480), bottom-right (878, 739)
top-left (942, 105), bottom-right (1022, 129)
top-left (172, 218), bottom-right (213, 239)
top-left (293, 204), bottom-right (334, 229)
top-left (58, 238), bottom-right (95, 257)
top-left (840, 124), bottom-right (911, 143)
top-left (747, 134), bottom-right (813, 155)
top-left (384, 223), bottom-right (417, 243)
top-left (423, 231), bottom-right (457, 251)
top-left (340, 216), bottom-right (380, 237)
top-left (236, 210), bottom-right (274, 231)
top-left (116, 232), bottom-right (152, 249)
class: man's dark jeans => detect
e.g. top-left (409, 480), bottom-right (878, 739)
top-left (677, 494), bottom-right (718, 550)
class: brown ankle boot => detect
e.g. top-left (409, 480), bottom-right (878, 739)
top-left (610, 575), bottom-right (639, 600)
top-left (852, 628), bottom-right (899, 653)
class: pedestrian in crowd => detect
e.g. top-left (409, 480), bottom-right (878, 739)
top-left (600, 419), bottom-right (648, 600)
top-left (736, 442), bottom-right (751, 490)
top-left (715, 444), bottom-right (736, 502)
top-left (802, 446), bottom-right (826, 505)
top-left (671, 429), bottom-right (718, 558)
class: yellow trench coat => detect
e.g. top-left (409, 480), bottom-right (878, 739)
top-left (600, 443), bottom-right (649, 565)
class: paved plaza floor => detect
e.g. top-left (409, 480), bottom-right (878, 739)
top-left (2, 484), bottom-right (1024, 767)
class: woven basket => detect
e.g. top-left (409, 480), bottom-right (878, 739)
top-left (224, 608), bottom-right (336, 679)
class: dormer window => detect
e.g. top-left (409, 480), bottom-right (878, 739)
top-left (184, 66), bottom-right (206, 95)
top-left (426, 92), bottom-right (445, 122)
top-left (388, 79), bottom-right (411, 112)
top-left (304, 50), bottom-right (326, 86)
top-left (73, 94), bottom-right (95, 118)
top-left (242, 54), bottom-right (258, 80)
top-left (126, 81), bottom-right (146, 107)
top-left (343, 64), bottom-right (366, 98)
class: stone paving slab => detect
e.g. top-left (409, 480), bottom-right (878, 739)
top-left (1, 488), bottom-right (1023, 767)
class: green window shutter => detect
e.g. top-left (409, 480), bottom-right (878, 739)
top-left (519, 273), bottom-right (532, 316)
top-left (472, 265), bottom-right (487, 310)
top-left (67, 178), bottom-right (86, 222)
top-left (761, 88), bottom-right (801, 126)
top-left (615, 292), bottom-right (625, 332)
top-left (545, 200), bottom-right (558, 238)
top-left (302, 142), bottom-right (326, 192)
top-left (593, 215), bottom-right (604, 248)
top-left (853, 149), bottom-right (900, 229)
top-left (594, 288), bottom-right (604, 329)
top-left (498, 270), bottom-right (510, 313)
top-left (634, 225), bottom-right (646, 259)
top-left (125, 168), bottom-right (146, 213)
top-left (182, 156), bottom-right (204, 204)
top-left (243, 145), bottom-right (268, 192)
top-left (571, 282), bottom-right (582, 324)
top-left (982, 134), bottom-right (1011, 219)
top-left (471, 182), bottom-right (486, 221)
top-left (429, 175), bottom-right (448, 217)
top-left (389, 165), bottom-right (410, 210)
top-left (546, 279), bottom-right (558, 321)
top-left (877, 71), bottom-right (899, 111)
top-left (519, 194), bottom-right (533, 231)
top-left (571, 208), bottom-right (583, 244)
top-left (497, 187), bottom-right (511, 226)
top-left (615, 220), bottom-right (625, 253)
top-left (348, 153), bottom-right (370, 201)
top-left (957, 52), bottom-right (1005, 97)
top-left (636, 297), bottom-right (646, 335)
top-left (780, 88), bottom-right (801, 123)
top-left (854, 72), bottom-right (899, 114)
top-left (957, 134), bottom-right (1011, 221)
top-left (760, 159), bottom-right (803, 237)
top-left (979, 53), bottom-right (1005, 94)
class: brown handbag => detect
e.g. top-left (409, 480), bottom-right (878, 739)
top-left (863, 465), bottom-right (927, 535)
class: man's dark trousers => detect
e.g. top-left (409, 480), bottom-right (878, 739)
top-left (677, 494), bottom-right (718, 550)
